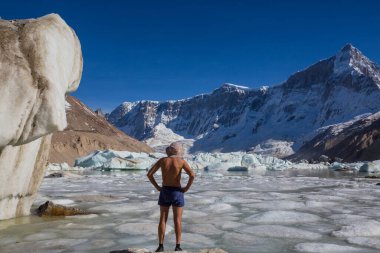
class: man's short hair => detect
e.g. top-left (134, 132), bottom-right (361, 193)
top-left (166, 142), bottom-right (183, 156)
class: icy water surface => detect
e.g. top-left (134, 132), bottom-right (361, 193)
top-left (1, 170), bottom-right (380, 253)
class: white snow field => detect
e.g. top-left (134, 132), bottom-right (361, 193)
top-left (0, 170), bottom-right (380, 253)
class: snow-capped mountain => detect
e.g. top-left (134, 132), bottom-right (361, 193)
top-left (107, 44), bottom-right (380, 157)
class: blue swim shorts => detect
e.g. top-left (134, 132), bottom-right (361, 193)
top-left (158, 186), bottom-right (185, 207)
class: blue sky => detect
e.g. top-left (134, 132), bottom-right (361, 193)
top-left (2, 0), bottom-right (380, 111)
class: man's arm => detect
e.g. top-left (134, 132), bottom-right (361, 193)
top-left (147, 159), bottom-right (162, 191)
top-left (181, 160), bottom-right (195, 193)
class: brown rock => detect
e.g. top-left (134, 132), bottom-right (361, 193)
top-left (45, 172), bottom-right (64, 178)
top-left (36, 201), bottom-right (90, 216)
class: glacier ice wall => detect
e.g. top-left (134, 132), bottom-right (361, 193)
top-left (0, 14), bottom-right (82, 220)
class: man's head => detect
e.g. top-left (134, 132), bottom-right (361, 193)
top-left (166, 142), bottom-right (183, 157)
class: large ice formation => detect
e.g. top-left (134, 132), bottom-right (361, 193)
top-left (0, 14), bottom-right (82, 220)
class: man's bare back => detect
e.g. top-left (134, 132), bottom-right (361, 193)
top-left (147, 156), bottom-right (195, 192)
top-left (162, 157), bottom-right (192, 187)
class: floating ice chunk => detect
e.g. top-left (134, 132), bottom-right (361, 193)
top-left (359, 160), bottom-right (380, 172)
top-left (71, 194), bottom-right (123, 203)
top-left (24, 232), bottom-right (58, 241)
top-left (180, 233), bottom-right (215, 247)
top-left (0, 235), bottom-right (20, 246)
top-left (290, 163), bottom-right (329, 170)
top-left (329, 162), bottom-right (348, 171)
top-left (118, 236), bottom-right (156, 247)
top-left (74, 150), bottom-right (155, 170)
top-left (205, 203), bottom-right (235, 213)
top-left (244, 211), bottom-right (320, 224)
top-left (328, 214), bottom-right (369, 225)
top-left (0, 239), bottom-right (87, 253)
top-left (116, 222), bottom-right (173, 235)
top-left (90, 201), bottom-right (156, 214)
top-left (221, 195), bottom-right (258, 204)
top-left (247, 200), bottom-right (305, 210)
top-left (223, 232), bottom-right (274, 246)
top-left (332, 220), bottom-right (380, 237)
top-left (59, 222), bottom-right (116, 230)
top-left (47, 162), bottom-right (72, 171)
top-left (186, 224), bottom-right (223, 235)
top-left (182, 210), bottom-right (209, 218)
top-left (61, 229), bottom-right (100, 239)
top-left (67, 213), bottom-right (99, 219)
top-left (215, 221), bottom-right (245, 230)
top-left (305, 200), bottom-right (338, 208)
top-left (241, 225), bottom-right (322, 240)
top-left (188, 195), bottom-right (218, 205)
top-left (75, 239), bottom-right (116, 250)
top-left (329, 162), bottom-right (364, 171)
top-left (294, 242), bottom-right (364, 252)
top-left (241, 154), bottom-right (261, 168)
top-left (347, 237), bottom-right (380, 250)
top-left (304, 194), bottom-right (348, 202)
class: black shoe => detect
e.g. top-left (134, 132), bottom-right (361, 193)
top-left (175, 245), bottom-right (182, 251)
top-left (155, 244), bottom-right (164, 252)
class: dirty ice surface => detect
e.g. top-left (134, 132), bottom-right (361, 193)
top-left (1, 171), bottom-right (380, 253)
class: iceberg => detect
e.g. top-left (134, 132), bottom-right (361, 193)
top-left (74, 150), bottom-right (156, 170)
top-left (359, 160), bottom-right (380, 172)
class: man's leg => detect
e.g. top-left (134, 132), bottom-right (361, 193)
top-left (158, 205), bottom-right (170, 244)
top-left (173, 206), bottom-right (183, 248)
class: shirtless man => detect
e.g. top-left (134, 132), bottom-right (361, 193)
top-left (147, 143), bottom-right (195, 252)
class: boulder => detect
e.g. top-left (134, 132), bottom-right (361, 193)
top-left (36, 201), bottom-right (90, 216)
top-left (45, 172), bottom-right (64, 178)
top-left (0, 14), bottom-right (82, 220)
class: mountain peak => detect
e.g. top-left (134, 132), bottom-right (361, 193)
top-left (334, 43), bottom-right (375, 76)
top-left (336, 43), bottom-right (362, 61)
top-left (340, 43), bottom-right (355, 53)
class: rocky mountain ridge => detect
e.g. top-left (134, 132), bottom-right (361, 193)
top-left (49, 96), bottom-right (153, 166)
top-left (290, 112), bottom-right (380, 162)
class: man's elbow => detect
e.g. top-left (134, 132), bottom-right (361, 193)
top-left (190, 172), bottom-right (195, 179)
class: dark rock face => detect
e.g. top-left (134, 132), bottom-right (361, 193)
top-left (36, 201), bottom-right (90, 216)
top-left (107, 45), bottom-right (380, 157)
top-left (290, 112), bottom-right (380, 162)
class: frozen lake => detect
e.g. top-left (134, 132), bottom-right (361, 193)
top-left (1, 170), bottom-right (380, 253)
